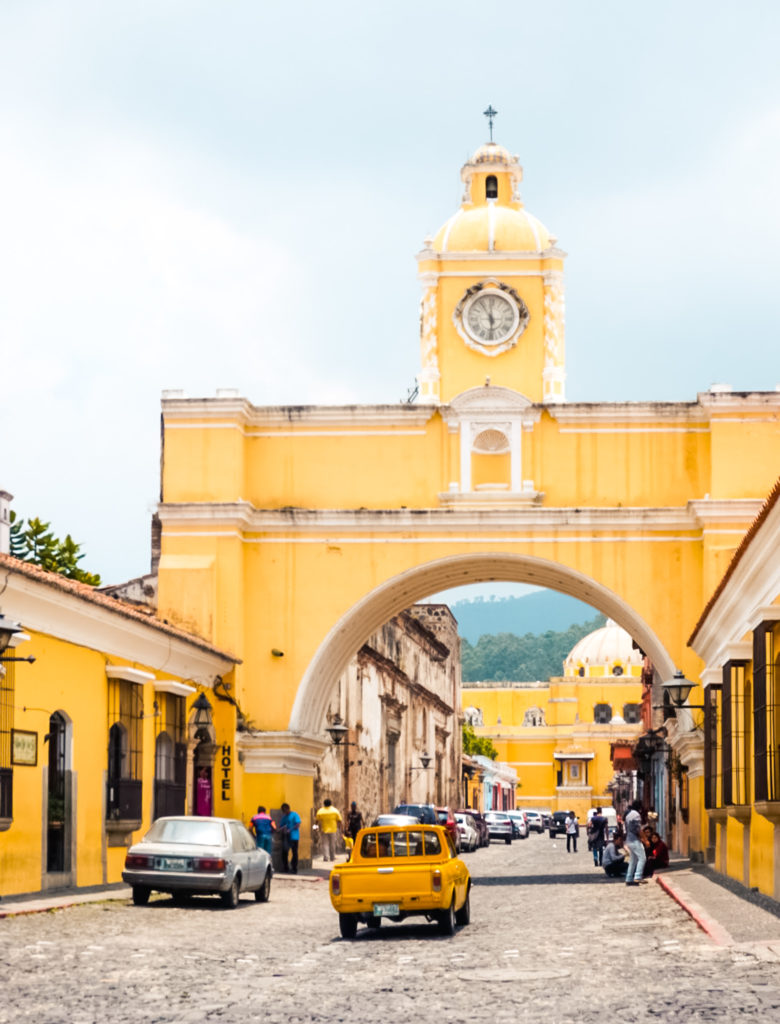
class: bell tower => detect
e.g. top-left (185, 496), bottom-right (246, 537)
top-left (417, 125), bottom-right (566, 406)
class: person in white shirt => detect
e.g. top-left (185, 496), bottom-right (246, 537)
top-left (564, 810), bottom-right (579, 853)
top-left (624, 799), bottom-right (646, 886)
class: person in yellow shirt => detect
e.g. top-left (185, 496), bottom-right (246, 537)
top-left (316, 798), bottom-right (343, 861)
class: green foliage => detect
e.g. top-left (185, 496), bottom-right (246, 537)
top-left (462, 722), bottom-right (498, 760)
top-left (9, 512), bottom-right (102, 586)
top-left (461, 613), bottom-right (607, 682)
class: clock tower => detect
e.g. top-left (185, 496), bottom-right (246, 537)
top-left (417, 138), bottom-right (566, 406)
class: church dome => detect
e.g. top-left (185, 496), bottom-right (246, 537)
top-left (563, 620), bottom-right (643, 678)
top-left (430, 139), bottom-right (554, 254)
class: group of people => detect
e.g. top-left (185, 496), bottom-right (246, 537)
top-left (588, 800), bottom-right (669, 885)
top-left (249, 798), bottom-right (366, 873)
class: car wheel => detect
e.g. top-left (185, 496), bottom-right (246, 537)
top-left (365, 915), bottom-right (382, 929)
top-left (220, 875), bottom-right (241, 909)
top-left (455, 888), bottom-right (471, 927)
top-left (438, 894), bottom-right (456, 936)
top-left (505, 837), bottom-right (511, 845)
top-left (255, 870), bottom-right (271, 903)
top-left (339, 913), bottom-right (358, 939)
top-left (132, 886), bottom-right (150, 907)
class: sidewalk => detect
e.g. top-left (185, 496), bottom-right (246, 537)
top-left (656, 860), bottom-right (780, 957)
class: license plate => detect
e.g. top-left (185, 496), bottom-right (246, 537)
top-left (373, 902), bottom-right (399, 916)
top-left (155, 857), bottom-right (190, 871)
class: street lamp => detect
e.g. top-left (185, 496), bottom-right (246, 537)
top-left (192, 692), bottom-right (213, 740)
top-left (408, 752), bottom-right (432, 776)
top-left (0, 611), bottom-right (35, 664)
top-left (661, 670), bottom-right (705, 710)
top-left (325, 712), bottom-right (349, 746)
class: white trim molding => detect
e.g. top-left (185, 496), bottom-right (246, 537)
top-left (237, 732), bottom-right (330, 777)
top-left (106, 666), bottom-right (156, 684)
top-left (154, 680), bottom-right (197, 697)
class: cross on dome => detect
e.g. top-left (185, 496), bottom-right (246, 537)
top-left (483, 104), bottom-right (498, 141)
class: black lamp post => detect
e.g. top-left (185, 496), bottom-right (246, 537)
top-left (0, 611), bottom-right (35, 664)
top-left (325, 712), bottom-right (349, 746)
top-left (192, 692), bottom-right (213, 740)
top-left (661, 670), bottom-right (705, 710)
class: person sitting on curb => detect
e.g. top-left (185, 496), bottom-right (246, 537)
top-left (602, 834), bottom-right (628, 878)
top-left (644, 831), bottom-right (670, 877)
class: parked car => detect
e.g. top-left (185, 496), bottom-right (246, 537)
top-left (521, 809), bottom-right (544, 834)
top-left (435, 807), bottom-right (461, 852)
top-left (549, 811), bottom-right (580, 839)
top-left (329, 824), bottom-right (471, 937)
top-left (484, 811), bottom-right (513, 844)
top-left (507, 810), bottom-right (528, 838)
top-left (122, 816), bottom-right (272, 908)
top-left (454, 813), bottom-right (479, 852)
top-left (393, 803), bottom-right (438, 825)
top-left (374, 814), bottom-right (422, 827)
top-left (537, 809), bottom-right (553, 830)
top-left (455, 809), bottom-right (490, 848)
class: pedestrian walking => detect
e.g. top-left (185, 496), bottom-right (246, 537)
top-left (278, 802), bottom-right (302, 874)
top-left (588, 806), bottom-right (608, 866)
top-left (315, 798), bottom-right (343, 861)
top-left (565, 810), bottom-right (579, 853)
top-left (346, 800), bottom-right (364, 842)
top-left (624, 799), bottom-right (646, 886)
top-left (249, 805), bottom-right (276, 854)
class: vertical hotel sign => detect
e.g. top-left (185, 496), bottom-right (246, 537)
top-left (220, 743), bottom-right (231, 803)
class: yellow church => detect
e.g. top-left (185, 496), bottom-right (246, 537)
top-left (155, 129), bottom-right (780, 882)
top-left (463, 619), bottom-right (645, 823)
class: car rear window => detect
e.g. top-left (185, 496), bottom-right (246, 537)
top-left (144, 819), bottom-right (226, 846)
top-left (359, 829), bottom-right (442, 858)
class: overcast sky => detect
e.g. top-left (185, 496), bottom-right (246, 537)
top-left (2, 2), bottom-right (779, 585)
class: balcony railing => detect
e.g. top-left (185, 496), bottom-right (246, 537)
top-left (0, 767), bottom-right (12, 820)
top-left (154, 779), bottom-right (185, 819)
top-left (106, 778), bottom-right (142, 823)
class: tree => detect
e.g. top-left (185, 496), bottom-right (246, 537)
top-left (462, 722), bottom-right (498, 760)
top-left (9, 512), bottom-right (102, 586)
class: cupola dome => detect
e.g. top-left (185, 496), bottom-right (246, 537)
top-left (431, 140), bottom-right (554, 254)
top-left (563, 620), bottom-right (643, 678)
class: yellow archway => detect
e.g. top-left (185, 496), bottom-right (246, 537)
top-left (289, 552), bottom-right (674, 735)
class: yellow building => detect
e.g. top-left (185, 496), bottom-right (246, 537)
top-left (687, 477), bottom-right (780, 900)
top-left (155, 136), bottom-right (780, 865)
top-left (0, 553), bottom-right (237, 898)
top-left (463, 620), bottom-right (644, 822)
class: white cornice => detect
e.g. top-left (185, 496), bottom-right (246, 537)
top-left (154, 680), bottom-right (197, 697)
top-left (548, 402), bottom-right (708, 424)
top-left (697, 390), bottom-right (780, 412)
top-left (691, 497), bottom-right (780, 662)
top-left (688, 499), bottom-right (764, 524)
top-left (416, 248), bottom-right (566, 264)
top-left (5, 573), bottom-right (235, 685)
top-left (700, 667), bottom-right (723, 688)
top-left (747, 606), bottom-right (780, 630)
top-left (163, 399), bottom-right (438, 429)
top-left (723, 642), bottom-right (753, 663)
top-left (237, 732), bottom-right (329, 776)
top-left (157, 503), bottom-right (705, 535)
top-left (106, 666), bottom-right (156, 684)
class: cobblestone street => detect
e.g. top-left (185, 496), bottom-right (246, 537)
top-left (3, 835), bottom-right (780, 1023)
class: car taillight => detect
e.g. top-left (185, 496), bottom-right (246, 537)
top-left (331, 874), bottom-right (341, 896)
top-left (432, 869), bottom-right (442, 892)
top-left (193, 857), bottom-right (226, 872)
top-left (124, 854), bottom-right (152, 869)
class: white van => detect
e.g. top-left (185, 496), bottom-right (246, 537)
top-left (587, 806), bottom-right (619, 837)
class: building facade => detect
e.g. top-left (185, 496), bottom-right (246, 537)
top-left (315, 605), bottom-right (462, 830)
top-left (463, 621), bottom-right (644, 822)
top-left (154, 136), bottom-right (780, 864)
top-left (0, 553), bottom-right (237, 898)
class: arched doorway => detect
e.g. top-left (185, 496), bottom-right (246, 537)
top-left (46, 711), bottom-right (72, 882)
top-left (289, 553), bottom-right (674, 736)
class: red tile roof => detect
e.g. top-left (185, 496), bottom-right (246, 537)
top-left (0, 553), bottom-right (239, 662)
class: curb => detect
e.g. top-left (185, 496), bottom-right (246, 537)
top-left (655, 874), bottom-right (734, 946)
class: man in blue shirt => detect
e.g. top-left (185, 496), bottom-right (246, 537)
top-left (279, 802), bottom-right (302, 874)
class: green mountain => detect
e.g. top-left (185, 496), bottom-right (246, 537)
top-left (448, 590), bottom-right (601, 645)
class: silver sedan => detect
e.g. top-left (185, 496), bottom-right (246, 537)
top-left (122, 816), bottom-right (272, 909)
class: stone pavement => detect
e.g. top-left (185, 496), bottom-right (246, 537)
top-left (2, 838), bottom-right (780, 1022)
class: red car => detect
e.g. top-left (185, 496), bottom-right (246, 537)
top-left (435, 807), bottom-right (461, 853)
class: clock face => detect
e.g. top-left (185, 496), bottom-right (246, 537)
top-left (464, 292), bottom-right (519, 344)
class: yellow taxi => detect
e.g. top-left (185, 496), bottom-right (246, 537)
top-left (328, 823), bottom-right (471, 938)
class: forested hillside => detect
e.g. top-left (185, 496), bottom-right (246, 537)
top-left (461, 613), bottom-right (607, 683)
top-left (448, 590), bottom-right (600, 645)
